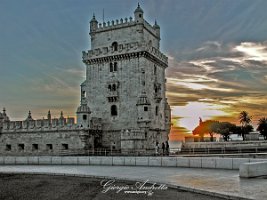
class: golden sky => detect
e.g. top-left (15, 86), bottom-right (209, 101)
top-left (167, 42), bottom-right (267, 141)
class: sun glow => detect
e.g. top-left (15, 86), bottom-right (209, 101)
top-left (171, 102), bottom-right (230, 132)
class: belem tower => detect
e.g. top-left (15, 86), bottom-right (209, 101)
top-left (0, 4), bottom-right (171, 155)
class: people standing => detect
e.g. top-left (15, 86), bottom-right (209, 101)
top-left (165, 141), bottom-right (169, 156)
top-left (161, 142), bottom-right (165, 155)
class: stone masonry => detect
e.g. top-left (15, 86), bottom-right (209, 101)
top-left (79, 4), bottom-right (171, 153)
top-left (0, 4), bottom-right (171, 155)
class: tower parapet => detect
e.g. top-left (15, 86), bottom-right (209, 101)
top-left (82, 41), bottom-right (168, 66)
top-left (1, 110), bottom-right (77, 133)
top-left (89, 4), bottom-right (161, 51)
top-left (92, 18), bottom-right (160, 40)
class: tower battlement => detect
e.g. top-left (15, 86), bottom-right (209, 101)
top-left (82, 40), bottom-right (168, 66)
top-left (89, 4), bottom-right (161, 51)
top-left (92, 18), bottom-right (160, 40)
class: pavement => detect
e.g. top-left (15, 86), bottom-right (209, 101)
top-left (0, 165), bottom-right (266, 200)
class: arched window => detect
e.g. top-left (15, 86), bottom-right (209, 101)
top-left (111, 105), bottom-right (118, 116)
top-left (155, 106), bottom-right (159, 116)
top-left (110, 63), bottom-right (113, 72)
top-left (112, 84), bottom-right (116, 91)
top-left (112, 42), bottom-right (118, 51)
top-left (108, 84), bottom-right (112, 91)
top-left (82, 90), bottom-right (86, 98)
top-left (114, 62), bottom-right (118, 71)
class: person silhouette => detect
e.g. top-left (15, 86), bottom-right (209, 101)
top-left (165, 141), bottom-right (169, 156)
top-left (162, 142), bottom-right (165, 155)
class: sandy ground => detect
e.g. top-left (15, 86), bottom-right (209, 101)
top-left (0, 174), bottom-right (226, 200)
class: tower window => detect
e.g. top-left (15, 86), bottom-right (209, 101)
top-left (154, 65), bottom-right (157, 75)
top-left (155, 106), bottom-right (159, 116)
top-left (111, 105), bottom-right (118, 116)
top-left (110, 62), bottom-right (118, 72)
top-left (46, 144), bottom-right (53, 150)
top-left (18, 144), bottom-right (24, 151)
top-left (32, 144), bottom-right (38, 151)
top-left (6, 144), bottom-right (11, 151)
top-left (112, 42), bottom-right (118, 51)
top-left (82, 91), bottom-right (86, 98)
top-left (144, 106), bottom-right (148, 111)
top-left (62, 144), bottom-right (69, 150)
top-left (108, 83), bottom-right (119, 91)
top-left (110, 63), bottom-right (113, 72)
top-left (139, 14), bottom-right (142, 18)
top-left (112, 84), bottom-right (116, 91)
top-left (114, 62), bottom-right (118, 71)
top-left (83, 115), bottom-right (87, 120)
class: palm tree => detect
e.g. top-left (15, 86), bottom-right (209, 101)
top-left (257, 117), bottom-right (267, 140)
top-left (239, 111), bottom-right (251, 126)
top-left (239, 111), bottom-right (252, 141)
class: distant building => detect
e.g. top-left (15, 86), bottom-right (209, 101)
top-left (0, 4), bottom-right (171, 155)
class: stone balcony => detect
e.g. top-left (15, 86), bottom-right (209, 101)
top-left (82, 42), bottom-right (168, 65)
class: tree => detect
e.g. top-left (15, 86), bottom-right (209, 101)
top-left (257, 117), bottom-right (267, 140)
top-left (239, 111), bottom-right (252, 140)
top-left (213, 122), bottom-right (237, 141)
top-left (192, 120), bottom-right (218, 142)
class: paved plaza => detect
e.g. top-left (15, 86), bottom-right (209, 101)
top-left (0, 165), bottom-right (266, 199)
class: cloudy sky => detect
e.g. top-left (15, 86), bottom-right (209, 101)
top-left (1, 0), bottom-right (267, 141)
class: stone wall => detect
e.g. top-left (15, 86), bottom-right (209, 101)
top-left (1, 156), bottom-right (266, 170)
top-left (0, 129), bottom-right (92, 156)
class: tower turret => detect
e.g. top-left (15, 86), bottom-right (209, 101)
top-left (90, 14), bottom-right (98, 33)
top-left (26, 111), bottom-right (33, 121)
top-left (2, 108), bottom-right (9, 122)
top-left (76, 96), bottom-right (91, 128)
top-left (134, 3), bottom-right (144, 23)
top-left (59, 111), bottom-right (66, 127)
top-left (47, 110), bottom-right (51, 119)
top-left (153, 20), bottom-right (160, 39)
top-left (47, 110), bottom-right (51, 125)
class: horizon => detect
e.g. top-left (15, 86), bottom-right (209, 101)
top-left (1, 0), bottom-right (267, 141)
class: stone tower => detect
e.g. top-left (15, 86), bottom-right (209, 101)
top-left (78, 4), bottom-right (171, 153)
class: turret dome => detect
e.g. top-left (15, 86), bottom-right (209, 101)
top-left (90, 14), bottom-right (98, 23)
top-left (134, 3), bottom-right (144, 14)
top-left (77, 104), bottom-right (91, 113)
